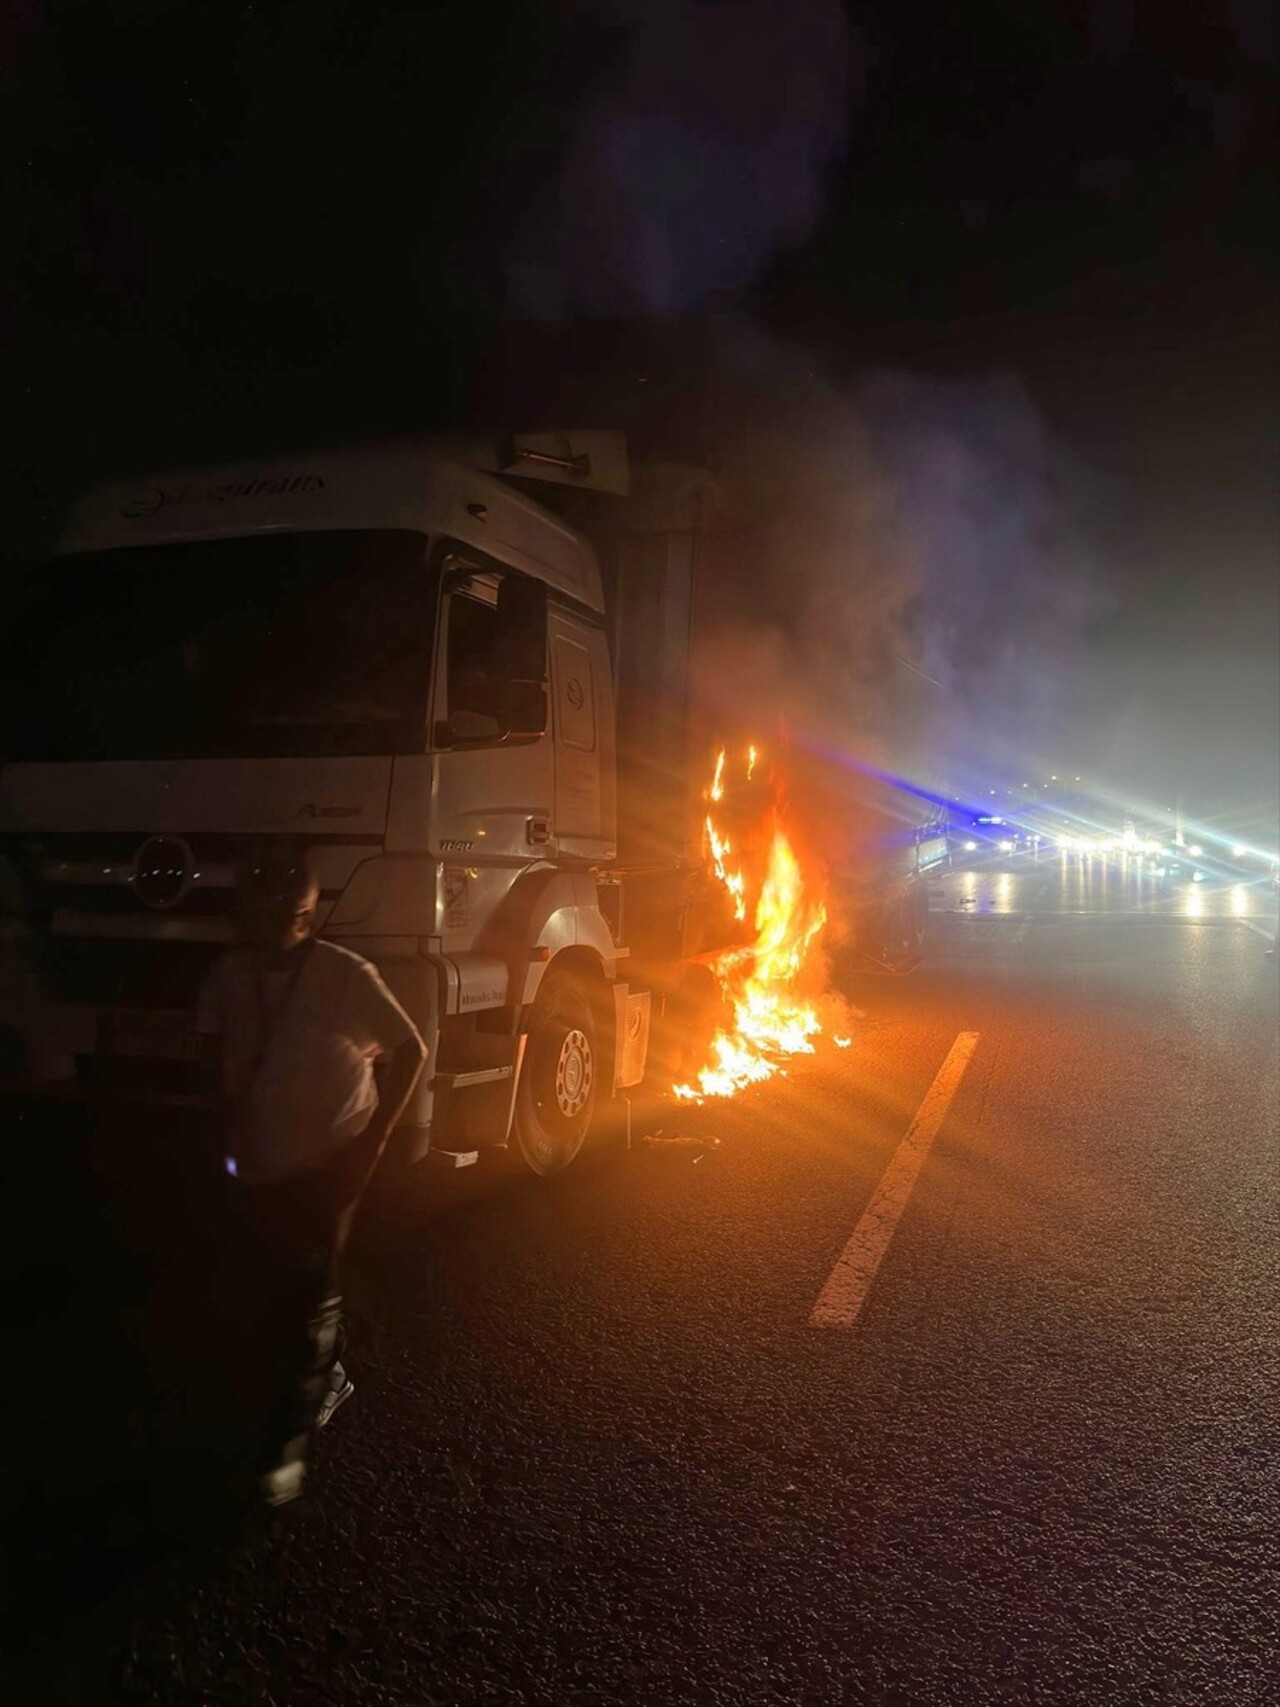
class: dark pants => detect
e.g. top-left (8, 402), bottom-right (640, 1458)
top-left (232, 1163), bottom-right (361, 1476)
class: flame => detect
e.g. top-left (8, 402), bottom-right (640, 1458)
top-left (703, 746), bottom-right (747, 921)
top-left (675, 746), bottom-right (829, 1101)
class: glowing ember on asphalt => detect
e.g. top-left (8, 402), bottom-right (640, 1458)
top-left (674, 746), bottom-right (829, 1101)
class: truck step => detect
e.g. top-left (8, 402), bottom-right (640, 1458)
top-left (428, 1148), bottom-right (480, 1169)
top-left (430, 1066), bottom-right (514, 1090)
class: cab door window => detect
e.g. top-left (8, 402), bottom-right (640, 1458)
top-left (439, 562), bottom-right (548, 743)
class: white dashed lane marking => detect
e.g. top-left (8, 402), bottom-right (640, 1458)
top-left (810, 1031), bottom-right (981, 1332)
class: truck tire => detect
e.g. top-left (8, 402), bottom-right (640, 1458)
top-left (512, 972), bottom-right (599, 1175)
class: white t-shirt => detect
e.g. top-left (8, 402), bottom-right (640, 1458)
top-left (196, 940), bottom-right (423, 1183)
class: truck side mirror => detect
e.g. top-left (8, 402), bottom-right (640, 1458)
top-left (501, 679), bottom-right (548, 738)
top-left (496, 574), bottom-right (548, 685)
top-left (436, 708), bottom-right (505, 745)
top-left (434, 689), bottom-right (545, 746)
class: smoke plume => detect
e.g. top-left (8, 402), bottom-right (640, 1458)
top-left (676, 326), bottom-right (1108, 845)
top-left (509, 0), bottom-right (851, 317)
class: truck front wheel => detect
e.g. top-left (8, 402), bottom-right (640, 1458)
top-left (512, 973), bottom-right (599, 1175)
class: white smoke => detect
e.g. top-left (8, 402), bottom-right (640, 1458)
top-left (509, 0), bottom-right (851, 317)
top-left (678, 325), bottom-right (1109, 819)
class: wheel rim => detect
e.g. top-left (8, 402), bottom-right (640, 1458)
top-left (552, 1027), bottom-right (593, 1119)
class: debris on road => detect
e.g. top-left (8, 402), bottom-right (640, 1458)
top-left (636, 1132), bottom-right (722, 1165)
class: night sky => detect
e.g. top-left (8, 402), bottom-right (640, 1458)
top-left (3, 1), bottom-right (1277, 820)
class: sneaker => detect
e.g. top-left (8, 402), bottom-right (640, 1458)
top-left (259, 1459), bottom-right (306, 1507)
top-left (317, 1360), bottom-right (354, 1429)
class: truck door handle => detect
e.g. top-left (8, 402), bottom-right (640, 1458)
top-left (526, 817), bottom-right (551, 846)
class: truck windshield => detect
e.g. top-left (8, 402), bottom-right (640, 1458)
top-left (1, 529), bottom-right (436, 760)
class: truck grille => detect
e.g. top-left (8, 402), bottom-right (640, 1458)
top-left (12, 832), bottom-right (243, 1013)
top-left (2, 831), bottom-right (353, 1102)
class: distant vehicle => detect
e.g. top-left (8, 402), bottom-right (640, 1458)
top-left (956, 812), bottom-right (1027, 855)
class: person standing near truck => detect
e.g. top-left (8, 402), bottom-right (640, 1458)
top-left (197, 841), bottom-right (427, 1505)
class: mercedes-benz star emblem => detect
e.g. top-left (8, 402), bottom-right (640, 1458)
top-left (132, 835), bottom-right (194, 910)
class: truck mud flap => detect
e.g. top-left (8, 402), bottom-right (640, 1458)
top-left (430, 1033), bottom-right (526, 1150)
top-left (612, 985), bottom-right (651, 1091)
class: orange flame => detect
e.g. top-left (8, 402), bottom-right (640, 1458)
top-left (675, 746), bottom-right (828, 1100)
top-left (703, 746), bottom-right (747, 920)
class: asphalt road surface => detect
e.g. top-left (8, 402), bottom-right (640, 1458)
top-left (3, 854), bottom-right (1277, 1705)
